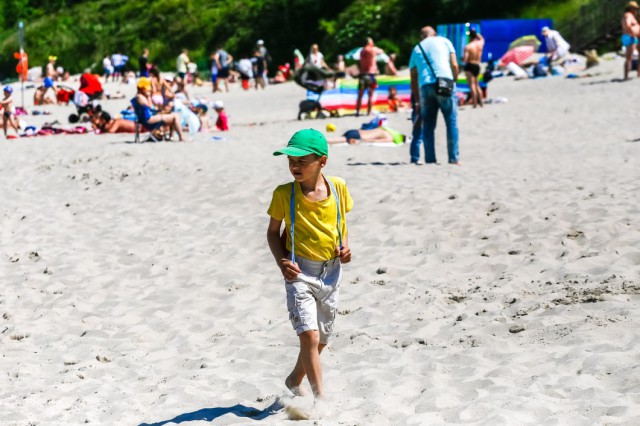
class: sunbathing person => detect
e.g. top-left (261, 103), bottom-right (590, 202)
top-left (134, 78), bottom-right (185, 141)
top-left (327, 126), bottom-right (406, 145)
top-left (92, 111), bottom-right (136, 134)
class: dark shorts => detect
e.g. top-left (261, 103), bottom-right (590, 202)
top-left (464, 63), bottom-right (480, 77)
top-left (344, 129), bottom-right (361, 140)
top-left (3, 111), bottom-right (12, 118)
top-left (140, 70), bottom-right (149, 78)
top-left (334, 71), bottom-right (346, 79)
top-left (358, 74), bottom-right (377, 90)
top-left (218, 67), bottom-right (230, 78)
top-left (177, 72), bottom-right (186, 79)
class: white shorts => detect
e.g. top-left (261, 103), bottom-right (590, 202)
top-left (285, 256), bottom-right (342, 344)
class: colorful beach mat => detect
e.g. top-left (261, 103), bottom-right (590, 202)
top-left (320, 75), bottom-right (487, 115)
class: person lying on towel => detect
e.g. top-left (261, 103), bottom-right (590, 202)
top-left (326, 126), bottom-right (405, 145)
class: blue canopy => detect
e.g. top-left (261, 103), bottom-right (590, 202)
top-left (437, 18), bottom-right (554, 63)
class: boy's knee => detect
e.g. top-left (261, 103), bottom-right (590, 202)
top-left (299, 330), bottom-right (320, 347)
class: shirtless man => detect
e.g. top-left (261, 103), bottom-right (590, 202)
top-left (326, 126), bottom-right (405, 145)
top-left (463, 29), bottom-right (484, 108)
top-left (622, 1), bottom-right (640, 80)
top-left (356, 37), bottom-right (384, 117)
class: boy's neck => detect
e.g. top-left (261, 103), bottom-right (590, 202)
top-left (298, 172), bottom-right (326, 194)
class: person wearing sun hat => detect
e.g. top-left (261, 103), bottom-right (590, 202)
top-left (541, 26), bottom-right (571, 65)
top-left (266, 128), bottom-right (353, 401)
top-left (213, 100), bottom-right (229, 131)
top-left (46, 55), bottom-right (58, 80)
top-left (622, 1), bottom-right (640, 80)
top-left (133, 76), bottom-right (186, 141)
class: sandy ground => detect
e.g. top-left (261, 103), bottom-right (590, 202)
top-left (1, 56), bottom-right (639, 425)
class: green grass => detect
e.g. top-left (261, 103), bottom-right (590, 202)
top-left (520, 0), bottom-right (592, 25)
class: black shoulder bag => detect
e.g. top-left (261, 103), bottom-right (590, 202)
top-left (418, 41), bottom-right (455, 97)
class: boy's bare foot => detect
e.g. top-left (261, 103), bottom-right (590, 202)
top-left (449, 161), bottom-right (462, 165)
top-left (285, 376), bottom-right (307, 397)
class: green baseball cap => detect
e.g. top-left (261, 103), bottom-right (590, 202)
top-left (273, 129), bottom-right (328, 157)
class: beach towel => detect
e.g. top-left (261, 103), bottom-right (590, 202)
top-left (321, 75), bottom-right (486, 115)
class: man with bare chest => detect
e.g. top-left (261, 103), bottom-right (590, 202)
top-left (463, 29), bottom-right (484, 108)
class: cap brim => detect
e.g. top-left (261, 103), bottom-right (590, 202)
top-left (273, 147), bottom-right (316, 157)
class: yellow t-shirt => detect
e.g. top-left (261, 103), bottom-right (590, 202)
top-left (267, 176), bottom-right (353, 261)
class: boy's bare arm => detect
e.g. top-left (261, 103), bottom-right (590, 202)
top-left (336, 234), bottom-right (351, 263)
top-left (267, 217), bottom-right (300, 280)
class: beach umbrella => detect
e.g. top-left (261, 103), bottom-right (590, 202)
top-left (499, 45), bottom-right (534, 67)
top-left (509, 35), bottom-right (542, 52)
top-left (345, 47), bottom-right (390, 63)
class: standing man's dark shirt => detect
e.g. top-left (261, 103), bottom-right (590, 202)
top-left (139, 54), bottom-right (149, 77)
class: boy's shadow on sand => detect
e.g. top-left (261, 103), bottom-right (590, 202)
top-left (138, 401), bottom-right (281, 425)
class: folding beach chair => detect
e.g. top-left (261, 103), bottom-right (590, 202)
top-left (130, 97), bottom-right (166, 143)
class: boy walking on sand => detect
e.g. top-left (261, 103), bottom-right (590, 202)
top-left (267, 129), bottom-right (353, 400)
top-left (1, 86), bottom-right (20, 138)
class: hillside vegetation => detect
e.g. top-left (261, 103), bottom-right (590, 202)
top-left (0, 0), bottom-right (583, 79)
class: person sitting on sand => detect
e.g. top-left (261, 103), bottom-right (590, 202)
top-left (34, 77), bottom-right (56, 106)
top-left (213, 100), bottom-right (229, 131)
top-left (92, 111), bottom-right (136, 134)
top-left (267, 128), bottom-right (353, 401)
top-left (1, 86), bottom-right (20, 137)
top-left (191, 103), bottom-right (210, 131)
top-left (387, 86), bottom-right (408, 112)
top-left (134, 77), bottom-right (185, 141)
top-left (326, 126), bottom-right (406, 145)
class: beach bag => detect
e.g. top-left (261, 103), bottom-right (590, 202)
top-left (418, 42), bottom-right (454, 97)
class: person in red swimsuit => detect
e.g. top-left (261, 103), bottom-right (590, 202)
top-left (213, 101), bottom-right (229, 131)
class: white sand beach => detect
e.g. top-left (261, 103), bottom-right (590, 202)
top-left (1, 57), bottom-right (639, 425)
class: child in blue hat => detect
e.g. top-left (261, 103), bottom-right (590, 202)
top-left (1, 86), bottom-right (19, 138)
